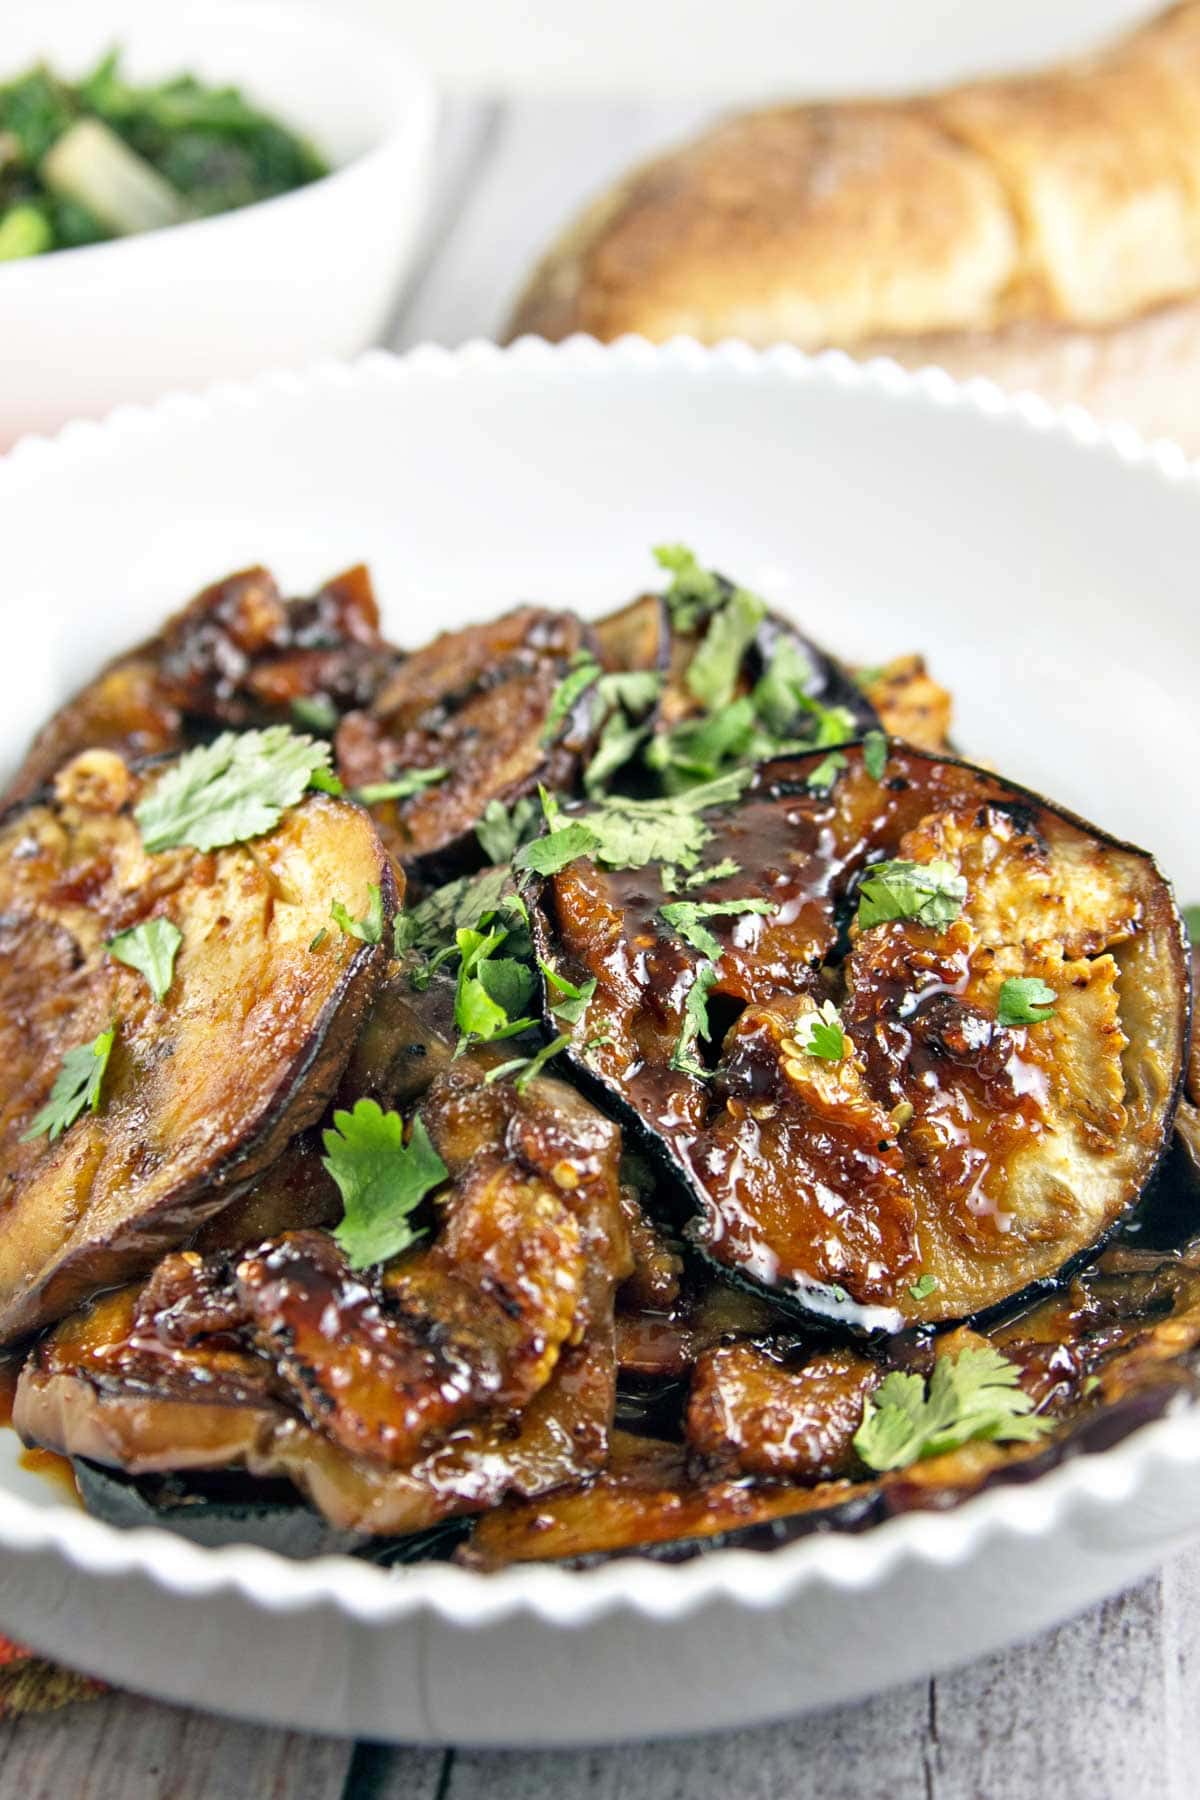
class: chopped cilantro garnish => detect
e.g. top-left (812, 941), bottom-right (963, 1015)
top-left (107, 917), bottom-right (182, 1002)
top-left (331, 883), bottom-right (384, 945)
top-left (308, 767), bottom-right (344, 796)
top-left (395, 867), bottom-right (513, 960)
top-left (669, 961), bottom-right (719, 1079)
top-left (908, 1273), bottom-right (938, 1302)
top-left (686, 586), bottom-right (768, 713)
top-left (475, 794), bottom-right (541, 864)
top-left (136, 727), bottom-right (333, 853)
top-left (483, 1031), bottom-right (571, 1094)
top-left (539, 960), bottom-right (597, 1025)
top-left (659, 897), bottom-right (775, 960)
top-left (863, 731), bottom-right (888, 781)
top-left (518, 769), bottom-right (751, 879)
top-left (323, 1100), bottom-right (447, 1270)
top-left (309, 928), bottom-right (329, 952)
top-left (856, 859), bottom-right (967, 931)
top-left (853, 1345), bottom-right (1051, 1473)
top-left (653, 543), bottom-right (725, 631)
top-left (290, 695), bottom-right (339, 735)
top-left (806, 750), bottom-right (847, 793)
top-left (542, 651), bottom-right (603, 746)
top-left (352, 767), bottom-right (447, 807)
top-left (803, 999), bottom-right (846, 1062)
top-left (1181, 903), bottom-right (1200, 941)
top-left (996, 977), bottom-right (1057, 1027)
top-left (21, 1027), bottom-right (116, 1143)
top-left (752, 637), bottom-right (812, 735)
top-left (582, 670), bottom-right (663, 797)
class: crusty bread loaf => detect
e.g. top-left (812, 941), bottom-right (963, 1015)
top-left (507, 4), bottom-right (1200, 448)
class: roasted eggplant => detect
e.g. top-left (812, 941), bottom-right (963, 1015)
top-left (462, 1230), bottom-right (1200, 1569)
top-left (15, 1056), bottom-right (632, 1535)
top-left (7, 565), bottom-right (395, 804)
top-left (5, 546), bottom-right (1196, 1574)
top-left (530, 741), bottom-right (1189, 1332)
top-left (335, 607), bottom-right (600, 875)
top-left (0, 750), bottom-right (392, 1342)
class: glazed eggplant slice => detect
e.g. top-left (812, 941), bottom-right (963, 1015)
top-left (335, 607), bottom-right (600, 873)
top-left (7, 565), bottom-right (395, 804)
top-left (530, 741), bottom-right (1188, 1332)
top-left (0, 752), bottom-right (392, 1342)
top-left (685, 1342), bottom-right (878, 1480)
top-left (16, 1056), bottom-right (633, 1536)
top-left (462, 1232), bottom-right (1200, 1570)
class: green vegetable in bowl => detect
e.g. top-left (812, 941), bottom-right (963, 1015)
top-left (0, 47), bottom-right (327, 258)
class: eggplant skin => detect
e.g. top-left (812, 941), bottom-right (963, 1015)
top-left (335, 605), bottom-right (599, 877)
top-left (5, 564), bottom-right (395, 806)
top-left (462, 1232), bottom-right (1200, 1570)
top-left (531, 740), bottom-right (1190, 1333)
top-left (0, 754), bottom-right (393, 1344)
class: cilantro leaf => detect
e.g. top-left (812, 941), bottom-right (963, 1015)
top-left (542, 652), bottom-right (603, 745)
top-left (1183, 904), bottom-right (1200, 941)
top-left (331, 883), bottom-right (384, 945)
top-left (803, 999), bottom-right (846, 1061)
top-left (351, 767), bottom-right (448, 806)
top-left (107, 917), bottom-right (182, 1002)
top-left (856, 859), bottom-right (967, 931)
top-left (853, 1345), bottom-right (1052, 1473)
top-left (484, 1032), bottom-right (571, 1094)
top-left (997, 977), bottom-right (1057, 1027)
top-left (519, 821), bottom-right (603, 877)
top-left (290, 695), bottom-right (339, 734)
top-left (323, 1100), bottom-right (447, 1270)
top-left (308, 767), bottom-right (345, 796)
top-left (136, 727), bottom-right (333, 853)
top-left (806, 750), bottom-right (847, 793)
top-left (540, 960), bottom-right (597, 1025)
top-left (475, 794), bottom-right (541, 864)
top-left (863, 731), bottom-right (888, 781)
top-left (653, 543), bottom-right (725, 631)
top-left (453, 925), bottom-right (537, 1046)
top-left (396, 867), bottom-right (513, 959)
top-left (670, 961), bottom-right (719, 1079)
top-left (752, 637), bottom-right (813, 735)
top-left (908, 1273), bottom-right (938, 1302)
top-left (21, 1027), bottom-right (116, 1143)
top-left (659, 897), bottom-right (775, 960)
top-left (686, 586), bottom-right (767, 712)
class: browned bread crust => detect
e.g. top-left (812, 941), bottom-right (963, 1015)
top-left (506, 5), bottom-right (1200, 446)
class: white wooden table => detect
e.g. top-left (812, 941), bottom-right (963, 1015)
top-left (2, 92), bottom-right (1197, 1798)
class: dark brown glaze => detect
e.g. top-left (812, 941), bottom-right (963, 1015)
top-left (461, 1233), bottom-right (1200, 1569)
top-left (533, 742), bottom-right (1188, 1330)
top-left (335, 606), bottom-right (599, 873)
top-left (7, 566), bottom-right (395, 804)
top-left (686, 1342), bottom-right (878, 1479)
top-left (15, 1056), bottom-right (633, 1536)
top-left (0, 752), bottom-right (392, 1344)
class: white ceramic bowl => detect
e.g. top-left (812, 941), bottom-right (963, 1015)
top-left (0, 340), bottom-right (1198, 1745)
top-left (0, 2), bottom-right (435, 445)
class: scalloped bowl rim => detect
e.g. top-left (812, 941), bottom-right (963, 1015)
top-left (1, 334), bottom-right (1198, 1632)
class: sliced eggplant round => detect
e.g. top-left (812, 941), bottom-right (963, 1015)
top-left (6, 564), bottom-right (395, 805)
top-left (335, 606), bottom-right (600, 875)
top-left (0, 754), bottom-right (393, 1343)
top-left (15, 1054), bottom-right (633, 1536)
top-left (530, 740), bottom-right (1189, 1333)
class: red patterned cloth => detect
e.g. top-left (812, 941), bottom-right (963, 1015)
top-left (0, 1634), bottom-right (106, 1715)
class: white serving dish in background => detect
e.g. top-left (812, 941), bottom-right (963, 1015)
top-left (0, 339), bottom-right (1197, 1744)
top-left (0, 2), bottom-right (435, 444)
